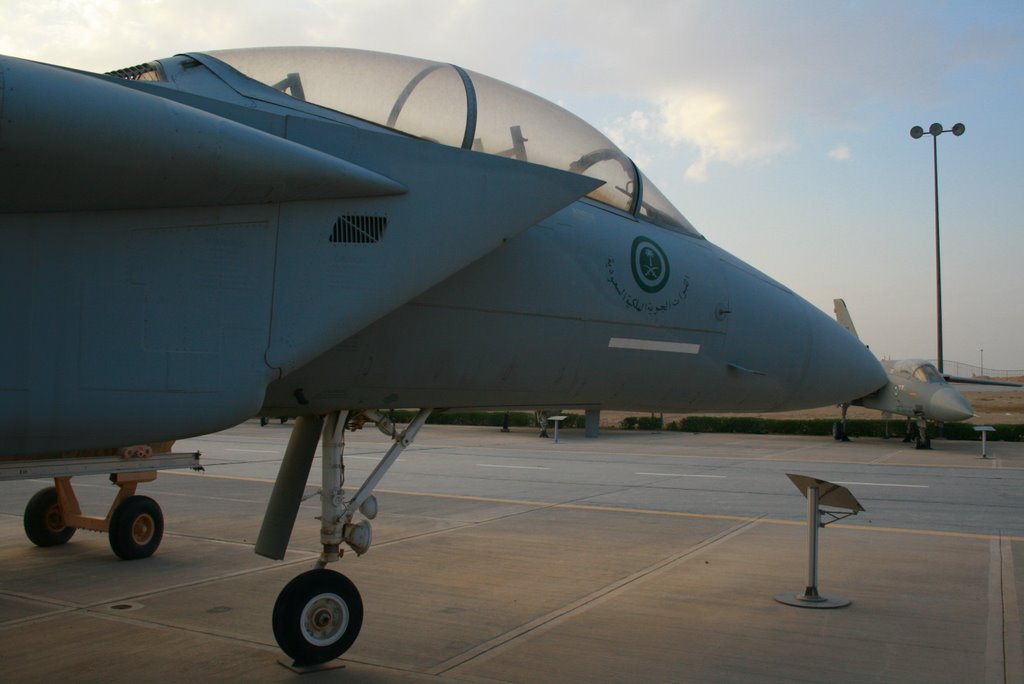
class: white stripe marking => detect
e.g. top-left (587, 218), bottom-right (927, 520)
top-left (637, 472), bottom-right (726, 478)
top-left (476, 464), bottom-right (550, 470)
top-left (833, 481), bottom-right (928, 489)
top-left (608, 337), bottom-right (700, 355)
top-left (225, 448), bottom-right (279, 454)
top-left (347, 455), bottom-right (405, 462)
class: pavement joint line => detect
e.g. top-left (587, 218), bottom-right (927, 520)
top-left (0, 591), bottom-right (86, 631)
top-left (0, 589), bottom-right (82, 609)
top-left (832, 481), bottom-right (929, 488)
top-left (1002, 538), bottom-right (1023, 684)
top-left (158, 470), bottom-right (1024, 542)
top-left (988, 538), bottom-right (1005, 684)
top-left (0, 606), bottom-right (80, 631)
top-left (83, 606), bottom-right (283, 655)
top-left (636, 472), bottom-right (727, 478)
top-left (474, 463), bottom-right (550, 470)
top-left (64, 553), bottom-right (321, 613)
top-left (161, 531), bottom-right (273, 548)
top-left (377, 490), bottom-right (1024, 542)
top-left (429, 516), bottom-right (765, 676)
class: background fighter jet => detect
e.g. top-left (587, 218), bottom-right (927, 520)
top-left (832, 299), bottom-right (1020, 448)
top-left (0, 47), bottom-right (886, 665)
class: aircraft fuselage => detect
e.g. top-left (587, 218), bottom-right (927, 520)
top-left (0, 49), bottom-right (886, 456)
top-left (264, 199), bottom-right (878, 416)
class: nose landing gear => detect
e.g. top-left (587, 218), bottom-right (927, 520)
top-left (261, 408), bottom-right (431, 666)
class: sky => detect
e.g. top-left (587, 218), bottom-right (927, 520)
top-left (3, 0), bottom-right (1022, 371)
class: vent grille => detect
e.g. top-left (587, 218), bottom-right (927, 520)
top-left (329, 215), bottom-right (388, 244)
top-left (106, 62), bottom-right (163, 81)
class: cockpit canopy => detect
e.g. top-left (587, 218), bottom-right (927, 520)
top-left (119, 47), bottom-right (699, 237)
top-left (889, 359), bottom-right (946, 385)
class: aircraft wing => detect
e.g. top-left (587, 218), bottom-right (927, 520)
top-left (944, 375), bottom-right (1022, 388)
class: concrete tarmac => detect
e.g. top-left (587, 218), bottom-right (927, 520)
top-left (1, 421), bottom-right (1022, 683)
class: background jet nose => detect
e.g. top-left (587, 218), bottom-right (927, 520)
top-left (929, 387), bottom-right (975, 422)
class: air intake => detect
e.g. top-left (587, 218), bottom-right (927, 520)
top-left (329, 215), bottom-right (388, 244)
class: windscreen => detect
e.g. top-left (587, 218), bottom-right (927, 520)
top-left (207, 47), bottom-right (469, 148)
top-left (204, 47), bottom-right (700, 235)
top-left (466, 68), bottom-right (636, 213)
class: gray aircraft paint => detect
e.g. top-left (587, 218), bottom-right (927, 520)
top-left (264, 203), bottom-right (880, 414)
top-left (0, 49), bottom-right (885, 457)
top-left (0, 54), bottom-right (599, 454)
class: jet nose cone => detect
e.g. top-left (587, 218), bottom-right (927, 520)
top-left (789, 305), bottom-right (888, 409)
top-left (930, 387), bottom-right (975, 422)
top-left (714, 250), bottom-right (887, 411)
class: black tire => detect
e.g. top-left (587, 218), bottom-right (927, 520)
top-left (832, 421), bottom-right (846, 441)
top-left (273, 569), bottom-right (363, 666)
top-left (24, 486), bottom-right (76, 547)
top-left (108, 495), bottom-right (163, 560)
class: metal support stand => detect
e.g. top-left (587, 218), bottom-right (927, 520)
top-left (775, 475), bottom-right (863, 609)
top-left (547, 415), bottom-right (567, 443)
top-left (974, 425), bottom-right (995, 459)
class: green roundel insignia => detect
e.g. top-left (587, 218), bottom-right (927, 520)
top-left (630, 236), bottom-right (670, 293)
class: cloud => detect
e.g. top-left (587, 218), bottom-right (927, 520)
top-left (603, 110), bottom-right (650, 148)
top-left (657, 91), bottom-right (792, 182)
top-left (828, 144), bottom-right (852, 161)
top-left (3, 0), bottom-right (1019, 184)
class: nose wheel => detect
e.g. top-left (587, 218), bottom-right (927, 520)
top-left (259, 408), bottom-right (432, 664)
top-left (272, 568), bottom-right (363, 666)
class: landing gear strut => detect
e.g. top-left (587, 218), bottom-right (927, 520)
top-left (903, 416), bottom-right (932, 450)
top-left (832, 403), bottom-right (851, 442)
top-left (258, 408), bottom-right (432, 666)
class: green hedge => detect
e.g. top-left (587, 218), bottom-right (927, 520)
top-left (619, 415), bottom-right (665, 430)
top-left (380, 411), bottom-right (1022, 441)
top-left (388, 410), bottom-right (587, 429)
top-left (663, 416), bottom-right (1023, 441)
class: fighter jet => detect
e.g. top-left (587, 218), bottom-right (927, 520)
top-left (832, 299), bottom-right (1019, 448)
top-left (0, 47), bottom-right (886, 665)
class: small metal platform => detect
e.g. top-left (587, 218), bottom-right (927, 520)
top-left (0, 451), bottom-right (202, 481)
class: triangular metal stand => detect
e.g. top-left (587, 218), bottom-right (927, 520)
top-left (774, 474), bottom-right (863, 609)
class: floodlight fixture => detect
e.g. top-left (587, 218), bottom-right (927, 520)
top-left (909, 121), bottom-right (966, 373)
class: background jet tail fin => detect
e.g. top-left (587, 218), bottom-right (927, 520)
top-left (833, 298), bottom-right (859, 339)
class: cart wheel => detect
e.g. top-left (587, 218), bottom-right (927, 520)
top-left (109, 495), bottom-right (163, 560)
top-left (24, 486), bottom-right (76, 547)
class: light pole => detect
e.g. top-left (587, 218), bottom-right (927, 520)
top-left (910, 122), bottom-right (965, 374)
